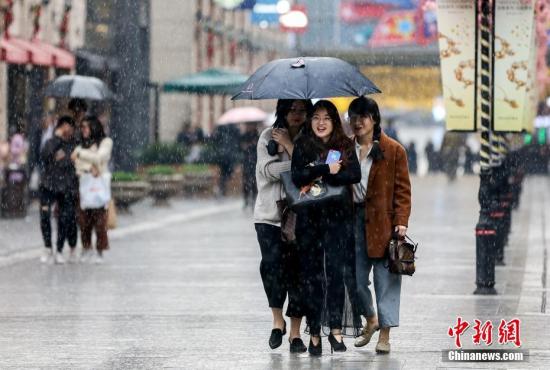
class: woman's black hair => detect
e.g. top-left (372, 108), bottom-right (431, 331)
top-left (348, 96), bottom-right (384, 161)
top-left (273, 99), bottom-right (314, 129)
top-left (302, 100), bottom-right (354, 161)
top-left (81, 115), bottom-right (106, 148)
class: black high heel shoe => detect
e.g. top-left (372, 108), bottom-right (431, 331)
top-left (328, 333), bottom-right (347, 353)
top-left (289, 337), bottom-right (307, 353)
top-left (308, 336), bottom-right (322, 356)
top-left (269, 321), bottom-right (287, 349)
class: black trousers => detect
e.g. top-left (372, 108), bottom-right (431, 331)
top-left (39, 186), bottom-right (77, 252)
top-left (295, 208), bottom-right (355, 335)
top-left (255, 223), bottom-right (302, 316)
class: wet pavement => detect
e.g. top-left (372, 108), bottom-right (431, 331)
top-left (0, 175), bottom-right (549, 369)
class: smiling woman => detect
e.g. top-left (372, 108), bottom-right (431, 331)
top-left (290, 100), bottom-right (362, 355)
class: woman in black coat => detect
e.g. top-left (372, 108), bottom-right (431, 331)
top-left (291, 100), bottom-right (361, 355)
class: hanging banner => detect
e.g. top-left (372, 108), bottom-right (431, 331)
top-left (436, 0), bottom-right (477, 131)
top-left (524, 12), bottom-right (537, 133)
top-left (493, 0), bottom-right (536, 132)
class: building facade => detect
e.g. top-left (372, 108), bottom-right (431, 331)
top-left (151, 0), bottom-right (289, 141)
top-left (0, 0), bottom-right (86, 142)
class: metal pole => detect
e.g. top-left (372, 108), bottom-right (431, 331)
top-left (474, 0), bottom-right (497, 295)
top-left (111, 0), bottom-right (151, 171)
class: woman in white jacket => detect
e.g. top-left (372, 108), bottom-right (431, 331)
top-left (71, 116), bottom-right (113, 263)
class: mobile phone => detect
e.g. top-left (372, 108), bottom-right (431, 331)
top-left (325, 150), bottom-right (341, 164)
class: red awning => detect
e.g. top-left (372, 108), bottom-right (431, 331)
top-left (0, 37), bottom-right (29, 65)
top-left (33, 40), bottom-right (75, 69)
top-left (9, 38), bottom-right (53, 66)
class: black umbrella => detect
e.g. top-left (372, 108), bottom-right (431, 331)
top-left (232, 57), bottom-right (381, 100)
top-left (45, 75), bottom-right (113, 100)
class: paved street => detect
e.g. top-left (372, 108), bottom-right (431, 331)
top-left (0, 175), bottom-right (549, 369)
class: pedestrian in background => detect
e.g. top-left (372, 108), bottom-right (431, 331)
top-left (348, 96), bottom-right (411, 354)
top-left (407, 141), bottom-right (418, 175)
top-left (68, 98), bottom-right (88, 126)
top-left (241, 122), bottom-right (259, 210)
top-left (424, 140), bottom-right (436, 173)
top-left (291, 100), bottom-right (361, 355)
top-left (254, 99), bottom-right (313, 353)
top-left (72, 115), bottom-right (113, 264)
top-left (39, 116), bottom-right (78, 264)
top-left (211, 125), bottom-right (240, 196)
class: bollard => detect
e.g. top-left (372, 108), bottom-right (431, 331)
top-left (475, 218), bottom-right (497, 295)
top-left (474, 172), bottom-right (498, 295)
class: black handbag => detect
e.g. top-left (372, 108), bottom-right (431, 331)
top-left (387, 234), bottom-right (418, 276)
top-left (280, 171), bottom-right (346, 211)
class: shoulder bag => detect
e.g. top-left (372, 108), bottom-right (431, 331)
top-left (280, 171), bottom-right (346, 211)
top-left (387, 234), bottom-right (418, 276)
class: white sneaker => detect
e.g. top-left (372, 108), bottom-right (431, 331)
top-left (40, 248), bottom-right (53, 264)
top-left (80, 249), bottom-right (93, 263)
top-left (54, 251), bottom-right (66, 264)
top-left (68, 249), bottom-right (78, 264)
top-left (93, 252), bottom-right (104, 264)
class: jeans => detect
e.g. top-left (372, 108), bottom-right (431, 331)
top-left (354, 206), bottom-right (401, 328)
top-left (39, 186), bottom-right (77, 252)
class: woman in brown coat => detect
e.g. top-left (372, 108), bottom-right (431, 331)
top-left (348, 97), bottom-right (411, 354)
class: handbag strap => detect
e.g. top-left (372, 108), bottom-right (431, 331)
top-left (404, 234), bottom-right (418, 253)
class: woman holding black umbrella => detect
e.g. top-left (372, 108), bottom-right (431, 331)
top-left (254, 99), bottom-right (313, 353)
top-left (291, 100), bottom-right (361, 355)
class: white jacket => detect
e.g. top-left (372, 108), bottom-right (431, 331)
top-left (74, 137), bottom-right (113, 176)
top-left (253, 128), bottom-right (292, 226)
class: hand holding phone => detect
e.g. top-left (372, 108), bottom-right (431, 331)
top-left (325, 150), bottom-right (341, 164)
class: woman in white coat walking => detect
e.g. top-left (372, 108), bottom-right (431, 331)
top-left (72, 115), bottom-right (113, 264)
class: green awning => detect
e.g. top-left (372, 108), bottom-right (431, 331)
top-left (162, 68), bottom-right (249, 95)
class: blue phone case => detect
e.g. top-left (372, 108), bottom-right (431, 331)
top-left (326, 150), bottom-right (342, 164)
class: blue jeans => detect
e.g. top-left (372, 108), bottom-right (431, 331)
top-left (354, 206), bottom-right (401, 328)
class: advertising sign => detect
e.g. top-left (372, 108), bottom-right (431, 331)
top-left (436, 0), bottom-right (478, 131)
top-left (493, 0), bottom-right (536, 132)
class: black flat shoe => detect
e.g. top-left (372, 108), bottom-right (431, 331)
top-left (308, 336), bottom-right (322, 356)
top-left (269, 321), bottom-right (287, 349)
top-left (289, 337), bottom-right (307, 353)
top-left (328, 333), bottom-right (347, 353)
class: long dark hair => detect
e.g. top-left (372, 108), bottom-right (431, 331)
top-left (348, 96), bottom-right (384, 161)
top-left (273, 99), bottom-right (313, 129)
top-left (81, 115), bottom-right (106, 148)
top-left (302, 100), bottom-right (354, 160)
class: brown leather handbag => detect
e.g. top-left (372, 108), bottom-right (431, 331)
top-left (387, 234), bottom-right (418, 276)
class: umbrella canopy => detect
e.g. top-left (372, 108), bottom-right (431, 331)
top-left (44, 75), bottom-right (113, 100)
top-left (232, 57), bottom-right (381, 100)
top-left (163, 68), bottom-right (249, 95)
top-left (217, 107), bottom-right (268, 125)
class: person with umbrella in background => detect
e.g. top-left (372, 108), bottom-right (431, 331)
top-left (72, 116), bottom-right (113, 264)
top-left (254, 99), bottom-right (313, 353)
top-left (39, 116), bottom-right (79, 264)
top-left (68, 98), bottom-right (88, 126)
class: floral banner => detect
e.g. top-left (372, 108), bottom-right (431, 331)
top-left (493, 0), bottom-right (536, 132)
top-left (436, 0), bottom-right (477, 131)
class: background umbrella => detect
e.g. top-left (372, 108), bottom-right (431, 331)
top-left (232, 57), bottom-right (381, 100)
top-left (44, 75), bottom-right (113, 100)
top-left (217, 107), bottom-right (267, 126)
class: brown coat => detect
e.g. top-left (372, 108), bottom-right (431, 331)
top-left (363, 133), bottom-right (411, 258)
